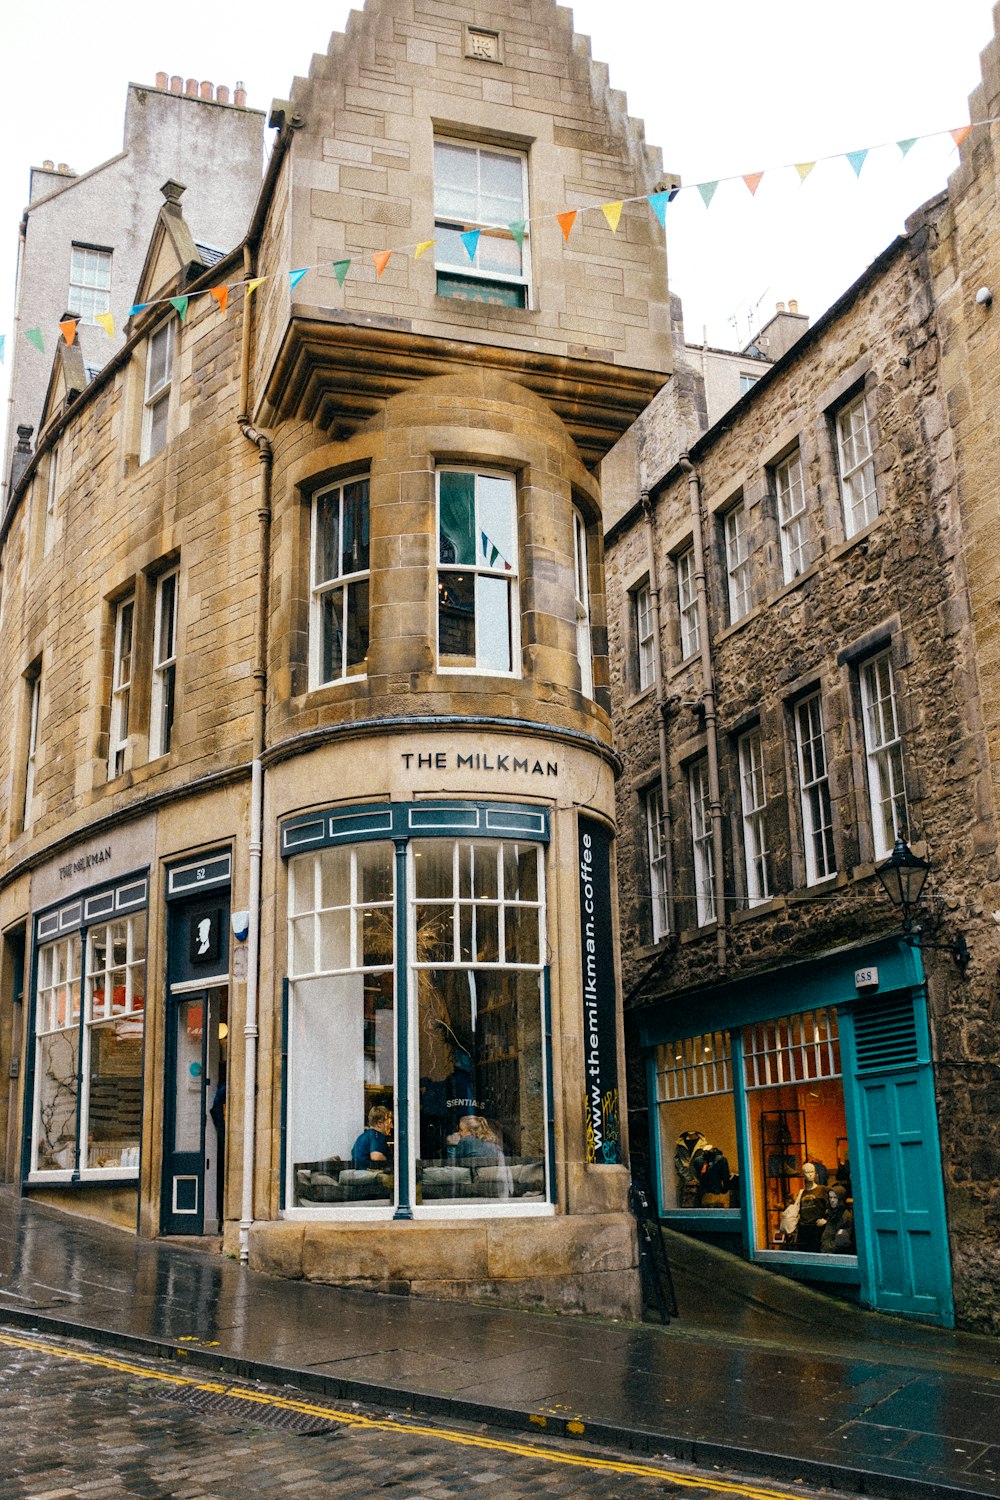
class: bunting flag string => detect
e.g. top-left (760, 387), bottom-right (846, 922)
top-left (7, 116), bottom-right (991, 358)
top-left (481, 529), bottom-right (512, 571)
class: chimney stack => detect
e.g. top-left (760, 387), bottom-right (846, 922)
top-left (170, 75), bottom-right (182, 93)
top-left (185, 78), bottom-right (198, 97)
top-left (234, 80), bottom-right (247, 107)
top-left (789, 298), bottom-right (799, 314)
top-left (216, 84), bottom-right (230, 104)
top-left (155, 70), bottom-right (168, 90)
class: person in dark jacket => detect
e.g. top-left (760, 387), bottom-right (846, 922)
top-left (351, 1105), bottom-right (392, 1169)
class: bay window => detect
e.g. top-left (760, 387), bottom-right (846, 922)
top-left (437, 469), bottom-right (518, 674)
top-left (310, 477), bottom-right (370, 686)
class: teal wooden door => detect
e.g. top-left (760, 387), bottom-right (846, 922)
top-left (843, 995), bottom-right (954, 1326)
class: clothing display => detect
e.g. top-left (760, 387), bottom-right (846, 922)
top-left (674, 1130), bottom-right (709, 1208)
top-left (819, 1183), bottom-right (855, 1254)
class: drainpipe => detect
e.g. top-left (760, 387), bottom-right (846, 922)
top-left (679, 456), bottom-right (726, 973)
top-left (237, 242), bottom-right (273, 1266)
top-left (640, 489), bottom-right (675, 934)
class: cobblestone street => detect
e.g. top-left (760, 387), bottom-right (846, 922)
top-left (0, 1328), bottom-right (839, 1500)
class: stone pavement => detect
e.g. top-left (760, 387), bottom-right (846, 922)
top-left (1, 1189), bottom-right (998, 1500)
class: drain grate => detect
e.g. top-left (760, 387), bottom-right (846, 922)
top-left (165, 1384), bottom-right (344, 1436)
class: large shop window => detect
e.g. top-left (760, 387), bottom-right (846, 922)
top-left (285, 811), bottom-right (549, 1215)
top-left (655, 1031), bottom-right (738, 1211)
top-left (744, 1009), bottom-right (854, 1256)
top-left (655, 1010), bottom-right (856, 1260)
top-left (31, 900), bottom-right (146, 1178)
top-left (437, 470), bottom-right (518, 674)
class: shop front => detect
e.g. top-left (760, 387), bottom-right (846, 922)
top-left (640, 937), bottom-right (955, 1325)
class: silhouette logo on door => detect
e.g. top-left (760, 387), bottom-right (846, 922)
top-left (189, 909), bottom-right (221, 964)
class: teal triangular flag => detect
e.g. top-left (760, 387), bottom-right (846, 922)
top-left (648, 192), bottom-right (671, 227)
top-left (128, 302), bottom-right (148, 317)
top-left (0, 334), bottom-right (5, 365)
top-left (846, 149), bottom-right (868, 177)
top-left (24, 328), bottom-right (44, 353)
top-left (460, 229), bottom-right (481, 262)
top-left (169, 295), bottom-right (189, 322)
top-left (509, 220), bottom-right (526, 247)
top-left (897, 138), bottom-right (917, 157)
top-left (489, 544), bottom-right (499, 567)
top-left (332, 259), bottom-right (351, 288)
top-left (289, 267), bottom-right (309, 291)
top-left (697, 181), bottom-right (719, 209)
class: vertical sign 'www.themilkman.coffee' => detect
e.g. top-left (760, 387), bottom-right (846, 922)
top-left (578, 816), bottom-right (622, 1164)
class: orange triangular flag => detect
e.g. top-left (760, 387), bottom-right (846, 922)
top-left (743, 172), bottom-right (764, 197)
top-left (951, 125), bottom-right (972, 148)
top-left (557, 210), bottom-right (577, 242)
top-left (414, 240), bottom-right (435, 259)
top-left (373, 250), bottom-right (392, 279)
top-left (601, 201), bottom-right (623, 234)
top-left (210, 285), bottom-right (230, 315)
top-left (794, 162), bottom-right (816, 183)
top-left (59, 318), bottom-right (78, 345)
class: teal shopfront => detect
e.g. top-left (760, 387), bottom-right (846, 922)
top-left (639, 936), bottom-right (955, 1326)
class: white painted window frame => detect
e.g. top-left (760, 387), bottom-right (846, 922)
top-left (860, 651), bottom-right (908, 859)
top-left (795, 692), bottom-right (836, 885)
top-left (724, 500), bottom-right (751, 623)
top-left (141, 321), bottom-right (175, 464)
top-left (677, 548), bottom-right (700, 660)
top-left (634, 582), bottom-right (655, 692)
top-left (108, 596), bottom-right (135, 779)
top-left (738, 728), bottom-right (770, 906)
top-left (836, 392), bottom-right (879, 537)
top-left (775, 449), bottom-right (808, 582)
top-left (689, 759), bottom-right (715, 926)
top-left (644, 783), bottom-right (670, 942)
top-left (150, 568), bottom-right (178, 758)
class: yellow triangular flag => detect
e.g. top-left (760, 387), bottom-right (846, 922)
top-left (245, 277), bottom-right (267, 296)
top-left (601, 201), bottom-right (623, 234)
top-left (95, 311), bottom-right (115, 338)
top-left (794, 162), bottom-right (816, 183)
top-left (414, 240), bottom-right (435, 259)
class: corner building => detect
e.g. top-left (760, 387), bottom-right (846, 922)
top-left (0, 0), bottom-right (673, 1314)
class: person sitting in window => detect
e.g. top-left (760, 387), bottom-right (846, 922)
top-left (351, 1105), bottom-right (392, 1169)
top-left (448, 1113), bottom-right (503, 1163)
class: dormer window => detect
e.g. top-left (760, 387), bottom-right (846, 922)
top-left (434, 139), bottom-right (530, 308)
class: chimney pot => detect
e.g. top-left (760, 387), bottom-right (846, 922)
top-left (15, 424), bottom-right (34, 450)
top-left (200, 80), bottom-right (213, 100)
top-left (170, 75), bottom-right (182, 93)
top-left (789, 298), bottom-right (799, 314)
top-left (155, 71), bottom-right (168, 90)
top-left (42, 159), bottom-right (54, 170)
top-left (185, 77), bottom-right (198, 97)
top-left (234, 81), bottom-right (247, 107)
top-left (56, 163), bottom-right (70, 174)
top-left (776, 301), bottom-right (785, 313)
top-left (215, 84), bottom-right (230, 104)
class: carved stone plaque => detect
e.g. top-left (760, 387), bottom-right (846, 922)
top-left (465, 26), bottom-right (501, 62)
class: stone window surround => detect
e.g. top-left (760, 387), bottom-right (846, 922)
top-left (140, 318), bottom-right (177, 466)
top-left (96, 557), bottom-right (181, 789)
top-left (835, 617), bottom-right (912, 869)
top-left (786, 683), bottom-right (839, 891)
top-left (642, 778), bottom-right (670, 944)
top-left (674, 543), bottom-right (700, 663)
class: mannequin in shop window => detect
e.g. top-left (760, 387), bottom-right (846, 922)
top-left (779, 1160), bottom-right (829, 1250)
top-left (818, 1183), bottom-right (855, 1253)
top-left (675, 1130), bottom-right (731, 1208)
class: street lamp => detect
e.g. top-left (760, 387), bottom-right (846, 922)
top-left (874, 834), bottom-right (970, 971)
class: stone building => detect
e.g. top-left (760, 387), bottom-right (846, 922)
top-left (604, 14), bottom-right (1000, 1334)
top-left (2, 74), bottom-right (265, 508)
top-left (0, 0), bottom-right (675, 1315)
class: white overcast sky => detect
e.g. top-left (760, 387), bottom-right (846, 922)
top-left (1, 0), bottom-right (996, 449)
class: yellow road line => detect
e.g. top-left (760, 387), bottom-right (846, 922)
top-left (0, 1330), bottom-right (800, 1500)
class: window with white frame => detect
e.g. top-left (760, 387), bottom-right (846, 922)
top-left (689, 759), bottom-right (715, 926)
top-left (836, 392), bottom-right (878, 537)
top-left (285, 828), bottom-right (548, 1214)
top-left (150, 569), bottom-right (178, 758)
top-left (44, 448), bottom-right (60, 555)
top-left (775, 449), bottom-right (808, 582)
top-left (724, 500), bottom-right (751, 623)
top-left (795, 693), bottom-right (836, 884)
top-left (860, 651), bottom-right (908, 858)
top-left (141, 321), bottom-right (175, 463)
top-left (108, 597), bottom-right (135, 778)
top-left (434, 138), bottom-right (530, 307)
top-left (739, 372), bottom-right (761, 397)
top-left (644, 783), bottom-right (669, 942)
top-left (634, 582), bottom-right (655, 692)
top-left (23, 669), bottom-right (41, 827)
top-left (310, 477), bottom-right (370, 687)
top-left (677, 548), bottom-right (700, 659)
top-left (738, 728), bottom-right (770, 906)
top-left (438, 469), bottom-right (518, 674)
top-left (68, 245), bottom-right (112, 324)
top-left (572, 507), bottom-right (593, 698)
top-left (32, 913), bottom-right (146, 1176)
